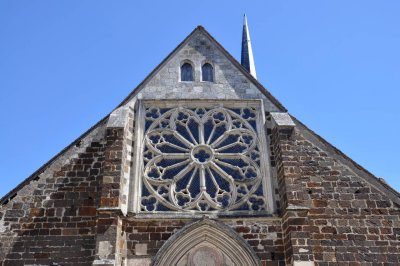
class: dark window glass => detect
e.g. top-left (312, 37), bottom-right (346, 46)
top-left (181, 63), bottom-right (194, 81)
top-left (202, 63), bottom-right (213, 82)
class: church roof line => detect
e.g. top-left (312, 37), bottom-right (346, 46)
top-left (0, 116), bottom-right (109, 205)
top-left (2, 25), bottom-right (284, 204)
top-left (117, 26), bottom-right (287, 112)
top-left (292, 115), bottom-right (400, 204)
top-left (2, 25), bottom-right (400, 207)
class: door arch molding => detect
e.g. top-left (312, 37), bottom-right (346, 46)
top-left (151, 218), bottom-right (261, 266)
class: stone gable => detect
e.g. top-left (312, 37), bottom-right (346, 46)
top-left (129, 28), bottom-right (282, 112)
top-left (0, 26), bottom-right (399, 266)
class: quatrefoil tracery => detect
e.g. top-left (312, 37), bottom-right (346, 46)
top-left (141, 106), bottom-right (266, 212)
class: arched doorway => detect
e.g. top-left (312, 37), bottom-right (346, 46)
top-left (152, 218), bottom-right (261, 266)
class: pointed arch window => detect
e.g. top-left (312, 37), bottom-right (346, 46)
top-left (202, 63), bottom-right (214, 82)
top-left (181, 62), bottom-right (194, 81)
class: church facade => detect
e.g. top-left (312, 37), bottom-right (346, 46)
top-left (1, 18), bottom-right (400, 266)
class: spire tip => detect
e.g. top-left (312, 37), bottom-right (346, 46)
top-left (240, 15), bottom-right (257, 79)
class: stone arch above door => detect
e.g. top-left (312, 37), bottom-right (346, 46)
top-left (152, 218), bottom-right (261, 266)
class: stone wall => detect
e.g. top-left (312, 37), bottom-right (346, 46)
top-left (121, 218), bottom-right (285, 266)
top-left (1, 106), bottom-right (400, 266)
top-left (135, 30), bottom-right (280, 112)
top-left (270, 121), bottom-right (400, 265)
top-left (225, 219), bottom-right (284, 264)
top-left (1, 111), bottom-right (399, 265)
top-left (0, 124), bottom-right (106, 266)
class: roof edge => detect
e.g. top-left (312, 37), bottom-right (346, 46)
top-left (1, 25), bottom-right (286, 205)
top-left (0, 27), bottom-right (204, 205)
top-left (0, 115), bottom-right (109, 205)
top-left (118, 26), bottom-right (287, 112)
top-left (198, 27), bottom-right (286, 111)
top-left (116, 26), bottom-right (201, 108)
top-left (291, 115), bottom-right (400, 203)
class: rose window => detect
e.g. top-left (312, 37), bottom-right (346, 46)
top-left (140, 105), bottom-right (267, 212)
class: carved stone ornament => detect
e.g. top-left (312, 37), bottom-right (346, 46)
top-left (152, 218), bottom-right (261, 266)
top-left (137, 101), bottom-right (271, 213)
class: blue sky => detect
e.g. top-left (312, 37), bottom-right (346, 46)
top-left (1, 1), bottom-right (399, 198)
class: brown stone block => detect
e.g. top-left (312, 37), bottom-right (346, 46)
top-left (371, 208), bottom-right (389, 215)
top-left (243, 233), bottom-right (257, 239)
top-left (21, 223), bottom-right (35, 230)
top-left (53, 170), bottom-right (65, 177)
top-left (321, 226), bottom-right (336, 234)
top-left (136, 226), bottom-right (149, 233)
top-left (236, 226), bottom-right (251, 233)
top-left (312, 199), bottom-right (328, 207)
top-left (76, 171), bottom-right (89, 177)
top-left (11, 202), bottom-right (23, 209)
top-left (339, 200), bottom-right (351, 208)
top-left (82, 158), bottom-right (94, 164)
top-left (380, 227), bottom-right (392, 234)
top-left (50, 229), bottom-right (61, 235)
top-left (288, 217), bottom-right (306, 225)
top-left (97, 218), bottom-right (116, 227)
top-left (78, 207), bottom-right (97, 216)
top-left (62, 228), bottom-right (78, 235)
top-left (29, 208), bottom-right (44, 218)
top-left (38, 229), bottom-right (50, 235)
top-left (50, 192), bottom-right (65, 200)
top-left (161, 233), bottom-right (172, 240)
top-left (308, 208), bottom-right (325, 215)
top-left (155, 226), bottom-right (166, 232)
top-left (45, 208), bottom-right (55, 217)
top-left (129, 233), bottom-right (149, 241)
top-left (307, 182), bottom-right (321, 188)
top-left (33, 253), bottom-right (49, 259)
top-left (303, 225), bottom-right (319, 233)
top-left (149, 232), bottom-right (162, 240)
top-left (313, 233), bottom-right (326, 240)
top-left (100, 197), bottom-right (119, 207)
top-left (79, 152), bottom-right (93, 158)
top-left (78, 228), bottom-right (91, 235)
top-left (260, 239), bottom-right (274, 246)
top-left (247, 239), bottom-right (260, 247)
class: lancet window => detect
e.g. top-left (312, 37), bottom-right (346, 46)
top-left (180, 62), bottom-right (194, 81)
top-left (202, 63), bottom-right (213, 82)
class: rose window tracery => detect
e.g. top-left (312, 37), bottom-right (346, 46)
top-left (140, 105), bottom-right (267, 212)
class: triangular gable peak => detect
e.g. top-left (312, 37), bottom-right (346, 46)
top-left (2, 25), bottom-right (399, 208)
top-left (121, 26), bottom-right (285, 112)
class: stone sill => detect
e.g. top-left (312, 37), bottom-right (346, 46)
top-left (127, 211), bottom-right (276, 219)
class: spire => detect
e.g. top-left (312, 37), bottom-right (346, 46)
top-left (241, 14), bottom-right (257, 79)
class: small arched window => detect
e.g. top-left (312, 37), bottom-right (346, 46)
top-left (181, 63), bottom-right (194, 81)
top-left (202, 63), bottom-right (213, 82)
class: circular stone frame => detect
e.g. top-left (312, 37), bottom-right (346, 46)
top-left (191, 144), bottom-right (215, 165)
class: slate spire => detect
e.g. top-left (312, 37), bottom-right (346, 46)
top-left (241, 14), bottom-right (257, 79)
